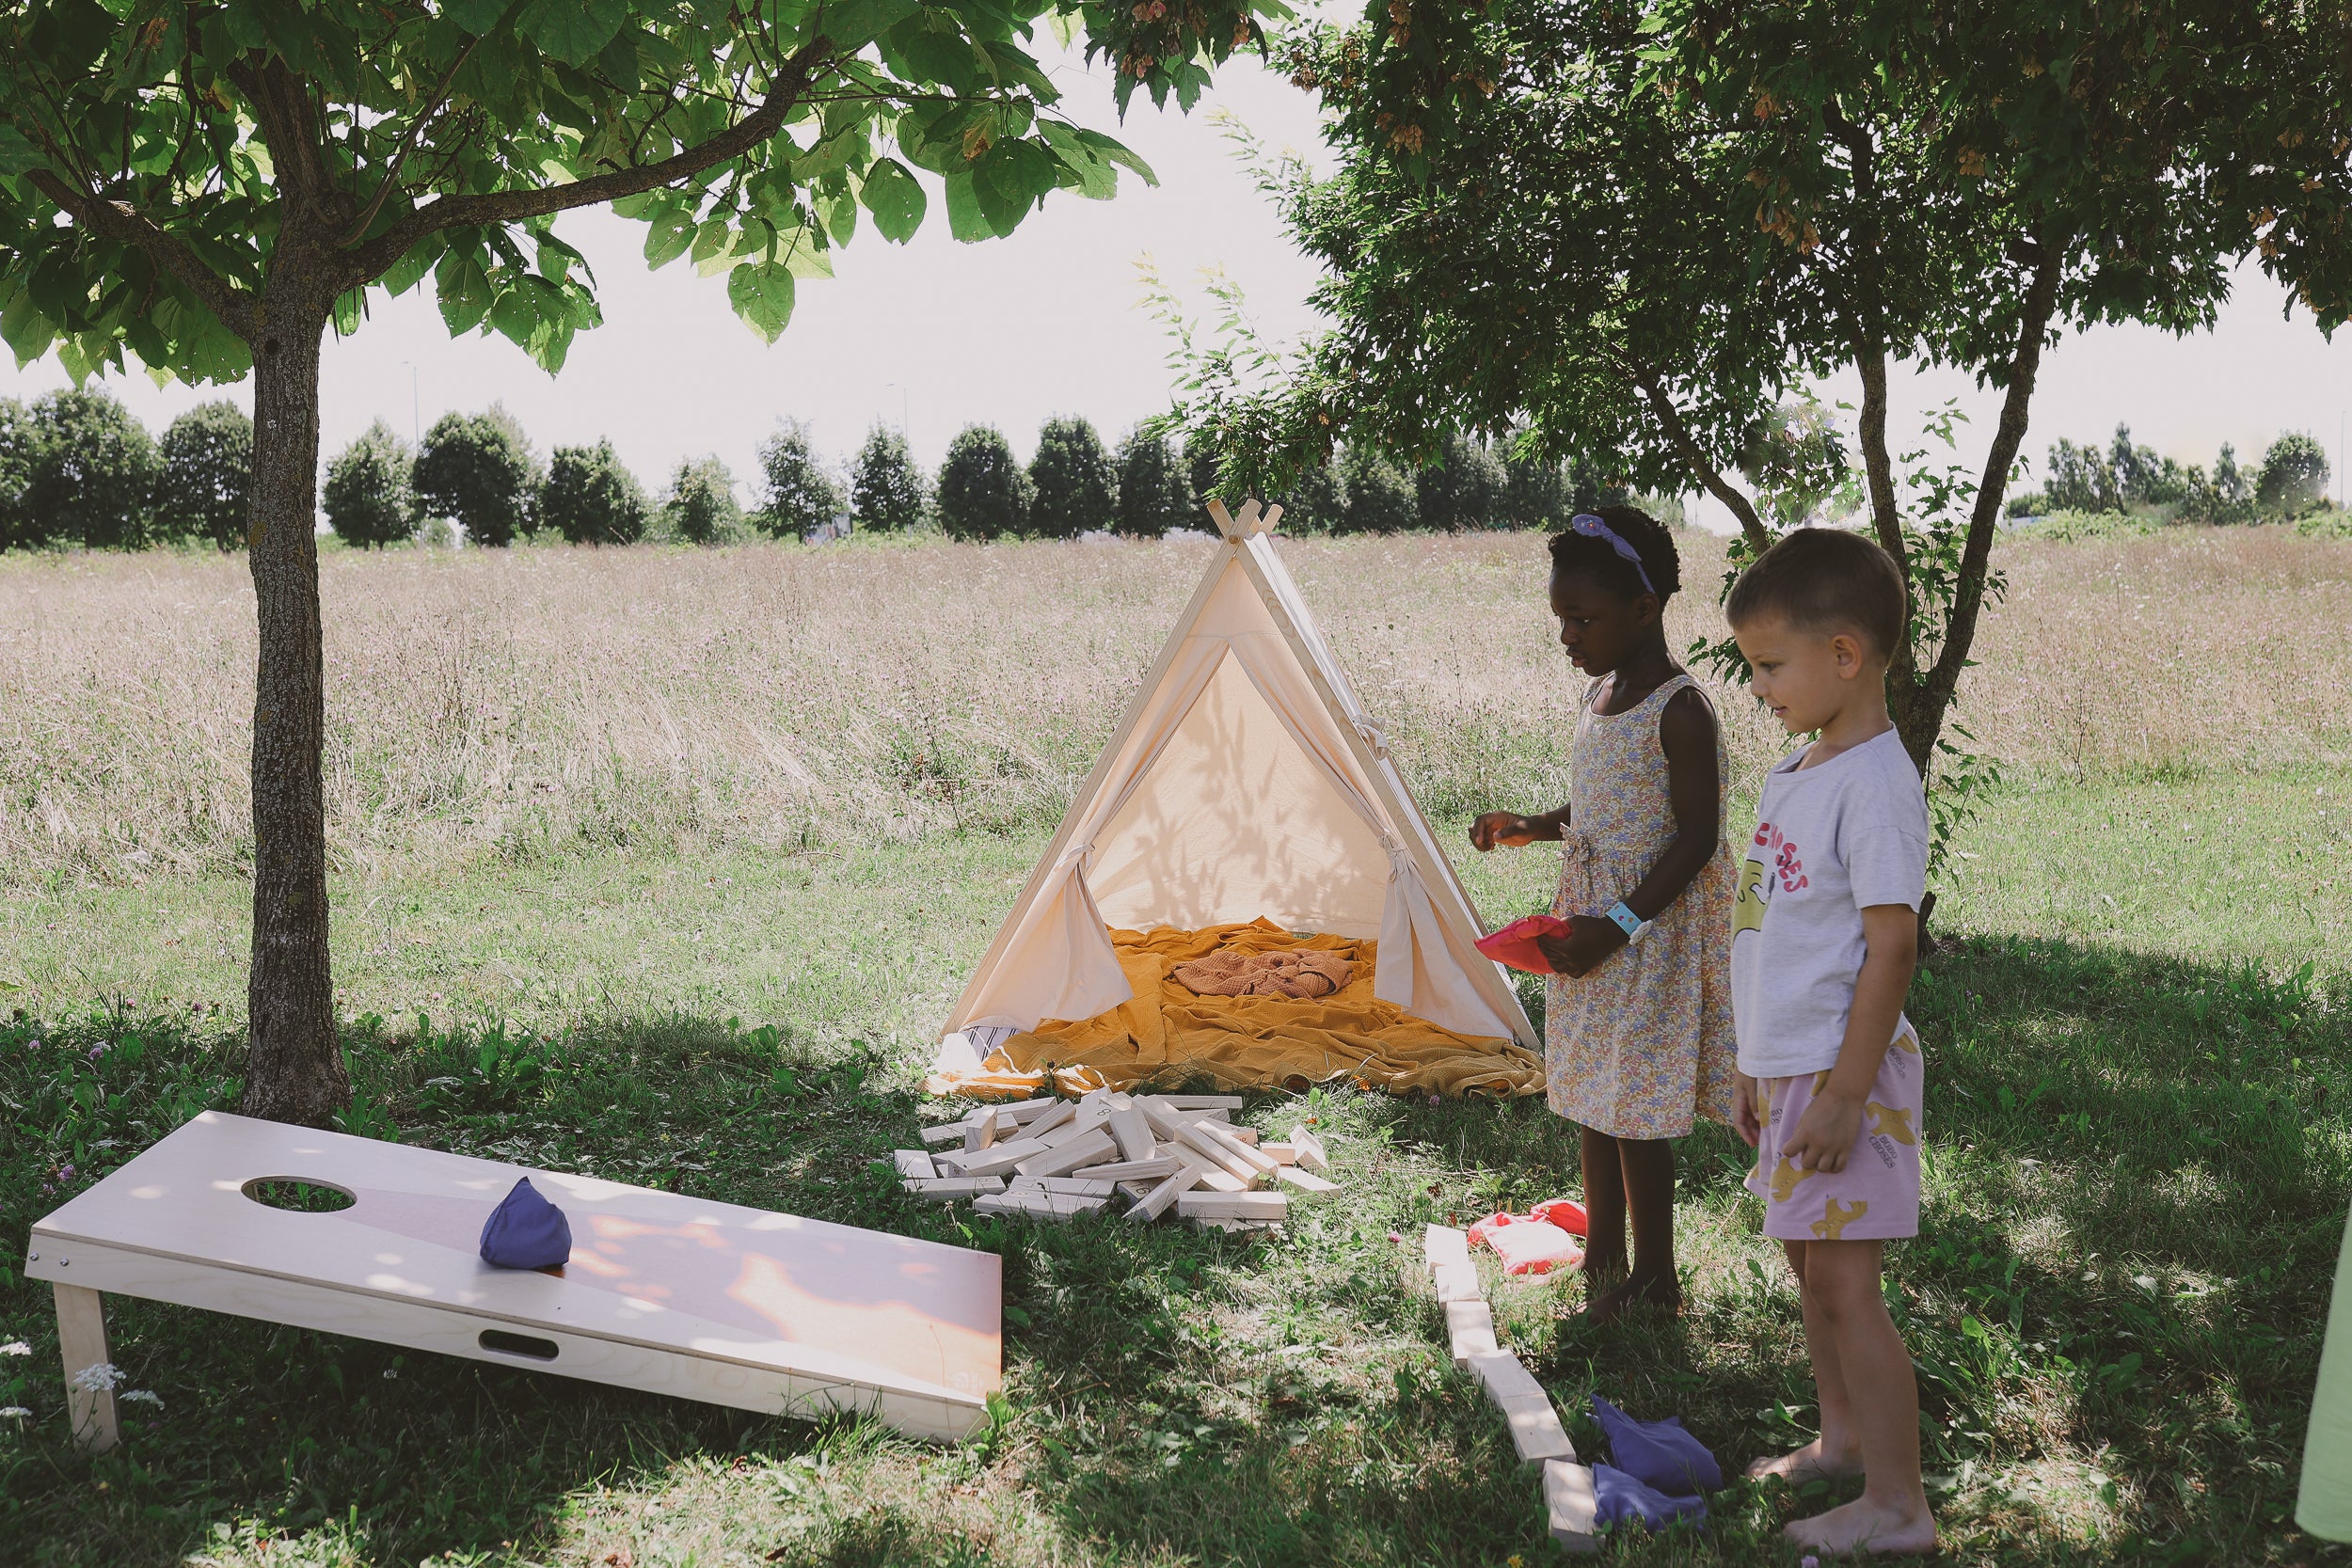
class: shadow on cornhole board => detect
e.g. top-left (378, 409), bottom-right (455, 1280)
top-left (26, 1112), bottom-right (1001, 1450)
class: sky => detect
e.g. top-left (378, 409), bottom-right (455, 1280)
top-left (7, 41), bottom-right (2352, 524)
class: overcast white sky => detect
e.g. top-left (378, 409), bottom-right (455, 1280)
top-left (8, 42), bottom-right (2352, 523)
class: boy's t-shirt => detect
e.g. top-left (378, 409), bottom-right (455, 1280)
top-left (1731, 725), bottom-right (1930, 1079)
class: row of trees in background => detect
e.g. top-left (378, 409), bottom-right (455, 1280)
top-left (321, 408), bottom-right (745, 549)
top-left (6, 383), bottom-right (2333, 553)
top-left (0, 386), bottom-right (1626, 553)
top-left (2010, 425), bottom-right (2333, 525)
top-left (0, 388), bottom-right (250, 550)
top-left (867, 418), bottom-right (1616, 540)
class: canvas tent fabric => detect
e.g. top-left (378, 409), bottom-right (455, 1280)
top-left (933, 500), bottom-right (1536, 1093)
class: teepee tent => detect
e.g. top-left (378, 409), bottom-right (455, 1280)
top-left (938, 499), bottom-right (1537, 1069)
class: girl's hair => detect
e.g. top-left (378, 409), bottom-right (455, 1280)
top-left (1547, 504), bottom-right (1680, 602)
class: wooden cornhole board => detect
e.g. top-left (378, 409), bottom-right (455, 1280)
top-left (25, 1112), bottom-right (1000, 1450)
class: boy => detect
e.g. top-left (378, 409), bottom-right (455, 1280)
top-left (1725, 528), bottom-right (1938, 1555)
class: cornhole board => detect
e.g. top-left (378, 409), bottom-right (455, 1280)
top-left (24, 1112), bottom-right (1000, 1451)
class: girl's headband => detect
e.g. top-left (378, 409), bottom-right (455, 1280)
top-left (1569, 513), bottom-right (1657, 596)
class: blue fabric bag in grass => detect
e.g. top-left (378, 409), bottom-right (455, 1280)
top-left (479, 1177), bottom-right (572, 1270)
top-left (1593, 1394), bottom-right (1724, 1496)
top-left (1593, 1465), bottom-right (1708, 1530)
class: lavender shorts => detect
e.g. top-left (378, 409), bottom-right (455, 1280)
top-left (1743, 1024), bottom-right (1923, 1242)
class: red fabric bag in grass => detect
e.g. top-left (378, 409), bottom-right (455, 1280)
top-left (1533, 1196), bottom-right (1589, 1237)
top-left (1475, 913), bottom-right (1572, 974)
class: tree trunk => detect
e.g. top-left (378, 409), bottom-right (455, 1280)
top-left (237, 302), bottom-right (347, 1126)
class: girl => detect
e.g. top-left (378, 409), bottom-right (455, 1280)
top-left (1470, 507), bottom-right (1737, 1322)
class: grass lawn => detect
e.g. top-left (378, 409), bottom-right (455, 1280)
top-left (4, 761), bottom-right (2349, 1566)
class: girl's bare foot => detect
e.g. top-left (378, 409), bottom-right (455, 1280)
top-left (1783, 1494), bottom-right (1938, 1556)
top-left (1745, 1437), bottom-right (1863, 1484)
top-left (1582, 1270), bottom-right (1681, 1325)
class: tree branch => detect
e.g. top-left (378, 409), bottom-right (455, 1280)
top-left (1625, 361), bottom-right (1772, 552)
top-left (346, 39), bottom-right (834, 287)
top-left (26, 169), bottom-right (252, 339)
top-left (1921, 239), bottom-right (2062, 719)
top-left (339, 34), bottom-right (484, 246)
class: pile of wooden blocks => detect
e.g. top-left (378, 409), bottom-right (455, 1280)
top-left (893, 1090), bottom-right (1340, 1229)
top-left (1422, 1223), bottom-right (1599, 1554)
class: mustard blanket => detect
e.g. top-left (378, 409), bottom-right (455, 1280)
top-left (946, 919), bottom-right (1541, 1100)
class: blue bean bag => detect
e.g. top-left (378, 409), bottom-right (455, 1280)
top-left (479, 1177), bottom-right (572, 1270)
top-left (1593, 1394), bottom-right (1724, 1496)
top-left (1594, 1463), bottom-right (1708, 1530)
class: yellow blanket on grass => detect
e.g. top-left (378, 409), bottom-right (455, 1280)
top-left (946, 919), bottom-right (1542, 1100)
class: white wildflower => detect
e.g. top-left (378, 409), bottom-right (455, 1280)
top-left (0, 1341), bottom-right (29, 1356)
top-left (70, 1362), bottom-right (122, 1394)
top-left (119, 1389), bottom-right (164, 1408)
top-left (0, 1407), bottom-right (29, 1419)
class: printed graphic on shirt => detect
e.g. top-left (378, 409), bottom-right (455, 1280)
top-left (1732, 820), bottom-right (1805, 937)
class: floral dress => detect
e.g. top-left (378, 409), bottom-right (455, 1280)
top-left (1545, 673), bottom-right (1737, 1139)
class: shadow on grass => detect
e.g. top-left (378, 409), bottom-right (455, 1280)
top-left (4, 928), bottom-right (2350, 1564)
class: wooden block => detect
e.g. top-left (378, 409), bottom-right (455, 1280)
top-left (1033, 1177), bottom-right (1116, 1197)
top-left (1423, 1224), bottom-right (1470, 1274)
top-left (1106, 1104), bottom-right (1155, 1163)
top-left (1126, 1165), bottom-right (1202, 1223)
top-left (1226, 1126), bottom-right (1261, 1146)
top-left (1191, 1216), bottom-right (1279, 1233)
top-left (1073, 1155), bottom-right (1179, 1181)
top-left (1499, 1396), bottom-right (1579, 1464)
top-left (1163, 1096), bottom-right (1245, 1111)
top-left (1115, 1180), bottom-right (1159, 1204)
top-left (892, 1149), bottom-right (938, 1180)
top-left (1174, 1149), bottom-right (1250, 1193)
top-left (56, 1283), bottom-right (117, 1453)
top-left (1014, 1129), bottom-right (1117, 1179)
top-left (1191, 1118), bottom-right (1279, 1173)
top-left (1024, 1101), bottom-right (1077, 1142)
top-left (1141, 1101), bottom-right (1263, 1180)
top-left (962, 1110), bottom-right (998, 1152)
top-left (952, 1136), bottom-right (1054, 1177)
top-left (1000, 1099), bottom-right (1058, 1123)
top-left (903, 1176), bottom-right (1007, 1200)
top-left (1288, 1126), bottom-right (1330, 1172)
top-left (1444, 1299), bottom-right (1498, 1367)
top-left (919, 1122), bottom-right (968, 1148)
top-left (1542, 1460), bottom-right (1600, 1554)
top-left (1175, 1191), bottom-right (1287, 1221)
top-left (1274, 1165), bottom-right (1340, 1195)
top-left (1259, 1142), bottom-right (1297, 1165)
top-left (929, 1151), bottom-right (971, 1177)
top-left (1467, 1349), bottom-right (1547, 1407)
top-left (1433, 1260), bottom-right (1483, 1304)
top-left (974, 1191), bottom-right (1109, 1221)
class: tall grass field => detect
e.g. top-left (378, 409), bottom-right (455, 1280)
top-left (2, 525), bottom-right (2348, 1566)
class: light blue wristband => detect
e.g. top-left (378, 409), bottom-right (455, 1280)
top-left (1603, 900), bottom-right (1650, 942)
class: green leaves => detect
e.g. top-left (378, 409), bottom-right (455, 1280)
top-left (858, 159), bottom-right (926, 244)
top-left (726, 261), bottom-right (796, 344)
top-left (520, 0), bottom-right (628, 66)
top-left (0, 0), bottom-right (1285, 396)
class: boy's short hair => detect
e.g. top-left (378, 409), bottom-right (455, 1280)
top-left (1725, 527), bottom-right (1907, 659)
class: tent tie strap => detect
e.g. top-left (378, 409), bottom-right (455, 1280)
top-left (1352, 719), bottom-right (1391, 758)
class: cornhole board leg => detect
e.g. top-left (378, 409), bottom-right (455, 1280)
top-left (56, 1283), bottom-right (118, 1453)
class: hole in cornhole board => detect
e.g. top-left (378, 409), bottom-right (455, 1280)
top-left (478, 1330), bottom-right (561, 1361)
top-left (239, 1177), bottom-right (357, 1213)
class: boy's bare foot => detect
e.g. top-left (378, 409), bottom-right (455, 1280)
top-left (1582, 1270), bottom-right (1681, 1325)
top-left (1745, 1438), bottom-right (1864, 1484)
top-left (1783, 1495), bottom-right (1938, 1556)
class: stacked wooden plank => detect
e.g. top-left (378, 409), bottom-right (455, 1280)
top-left (897, 1091), bottom-right (1340, 1230)
top-left (1419, 1224), bottom-right (1600, 1554)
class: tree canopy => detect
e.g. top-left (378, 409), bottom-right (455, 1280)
top-left (755, 418), bottom-right (842, 537)
top-left (0, 0), bottom-right (1282, 1122)
top-left (937, 423), bottom-right (1031, 540)
top-left (850, 422), bottom-right (927, 532)
top-left (540, 438), bottom-right (650, 545)
top-left (155, 400), bottom-right (253, 549)
top-left (323, 420), bottom-right (418, 549)
top-left (1198, 0), bottom-right (2352, 779)
top-left (414, 406), bottom-right (537, 546)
